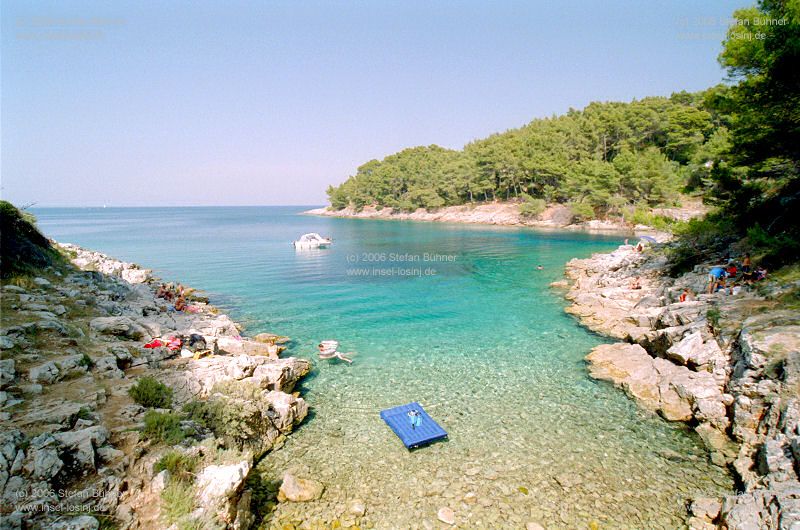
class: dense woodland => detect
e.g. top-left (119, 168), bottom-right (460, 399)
top-left (327, 89), bottom-right (731, 221)
top-left (328, 0), bottom-right (799, 268)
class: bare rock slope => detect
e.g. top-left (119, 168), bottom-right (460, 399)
top-left (562, 243), bottom-right (800, 529)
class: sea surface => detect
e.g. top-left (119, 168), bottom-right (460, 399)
top-left (34, 206), bottom-right (733, 529)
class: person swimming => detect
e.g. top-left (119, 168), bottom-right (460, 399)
top-left (317, 342), bottom-right (353, 364)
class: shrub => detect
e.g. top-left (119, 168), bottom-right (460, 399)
top-left (707, 308), bottom-right (721, 330)
top-left (160, 481), bottom-right (195, 525)
top-left (628, 206), bottom-right (680, 231)
top-left (519, 197), bottom-right (546, 218)
top-left (0, 200), bottom-right (65, 278)
top-left (129, 376), bottom-right (173, 408)
top-left (568, 202), bottom-right (595, 222)
top-left (78, 353), bottom-right (94, 369)
top-left (154, 451), bottom-right (198, 482)
top-left (142, 410), bottom-right (185, 445)
top-left (745, 224), bottom-right (800, 269)
top-left (666, 214), bottom-right (737, 276)
top-left (184, 382), bottom-right (285, 453)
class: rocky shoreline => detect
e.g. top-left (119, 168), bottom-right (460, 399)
top-left (0, 243), bottom-right (319, 529)
top-left (560, 243), bottom-right (800, 529)
top-left (304, 202), bottom-right (690, 235)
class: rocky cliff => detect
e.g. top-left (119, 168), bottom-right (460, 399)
top-left (561, 244), bottom-right (800, 529)
top-left (1, 244), bottom-right (312, 529)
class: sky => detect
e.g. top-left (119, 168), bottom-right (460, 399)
top-left (1, 0), bottom-right (748, 207)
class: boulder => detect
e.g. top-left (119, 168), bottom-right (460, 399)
top-left (53, 426), bottom-right (109, 474)
top-left (93, 356), bottom-right (124, 378)
top-left (278, 472), bottom-right (324, 502)
top-left (121, 268), bottom-right (149, 284)
top-left (89, 317), bottom-right (147, 340)
top-left (166, 355), bottom-right (311, 401)
top-left (587, 342), bottom-right (729, 442)
top-left (0, 359), bottom-right (15, 388)
top-left (26, 434), bottom-right (63, 480)
top-left (691, 496), bottom-right (722, 520)
top-left (151, 469), bottom-right (170, 494)
top-left (196, 460), bottom-right (252, 524)
top-left (29, 361), bottom-right (59, 384)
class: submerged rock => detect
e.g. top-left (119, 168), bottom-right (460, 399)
top-left (278, 472), bottom-right (324, 502)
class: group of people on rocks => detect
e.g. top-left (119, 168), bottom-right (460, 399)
top-left (143, 333), bottom-right (209, 358)
top-left (706, 253), bottom-right (767, 294)
top-left (155, 282), bottom-right (198, 312)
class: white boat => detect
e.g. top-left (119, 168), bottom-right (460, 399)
top-left (293, 232), bottom-right (332, 249)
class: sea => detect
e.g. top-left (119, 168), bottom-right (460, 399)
top-left (34, 206), bottom-right (733, 529)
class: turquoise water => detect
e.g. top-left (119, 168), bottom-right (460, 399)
top-left (35, 207), bottom-right (733, 529)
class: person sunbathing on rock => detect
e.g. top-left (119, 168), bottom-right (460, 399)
top-left (174, 295), bottom-right (187, 312)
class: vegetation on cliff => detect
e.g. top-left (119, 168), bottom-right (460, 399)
top-left (0, 200), bottom-right (64, 278)
top-left (327, 91), bottom-right (730, 219)
top-left (670, 0), bottom-right (800, 271)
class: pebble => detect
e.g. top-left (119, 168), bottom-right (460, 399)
top-left (437, 507), bottom-right (455, 525)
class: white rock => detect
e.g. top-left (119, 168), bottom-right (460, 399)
top-left (197, 460), bottom-right (252, 506)
top-left (151, 469), bottom-right (170, 494)
top-left (348, 499), bottom-right (366, 516)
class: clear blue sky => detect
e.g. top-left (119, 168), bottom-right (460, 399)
top-left (2, 0), bottom-right (747, 207)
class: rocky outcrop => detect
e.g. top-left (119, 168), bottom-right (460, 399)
top-left (1, 243), bottom-right (312, 529)
top-left (564, 242), bottom-right (800, 528)
top-left (164, 354), bottom-right (311, 402)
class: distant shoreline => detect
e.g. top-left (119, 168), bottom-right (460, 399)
top-left (303, 201), bottom-right (693, 237)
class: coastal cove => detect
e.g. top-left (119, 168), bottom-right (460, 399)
top-left (33, 206), bottom-right (734, 528)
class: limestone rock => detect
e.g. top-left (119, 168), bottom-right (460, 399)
top-left (196, 460), bottom-right (252, 524)
top-left (278, 472), bottom-right (324, 502)
top-left (29, 362), bottom-right (59, 384)
top-left (0, 359), bottom-right (15, 388)
top-left (89, 316), bottom-right (147, 340)
top-left (691, 496), bottom-right (722, 520)
top-left (151, 469), bottom-right (169, 494)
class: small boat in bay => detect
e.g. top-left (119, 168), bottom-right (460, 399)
top-left (293, 232), bottom-right (332, 249)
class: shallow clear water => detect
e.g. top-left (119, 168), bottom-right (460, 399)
top-left (35, 206), bottom-right (733, 528)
